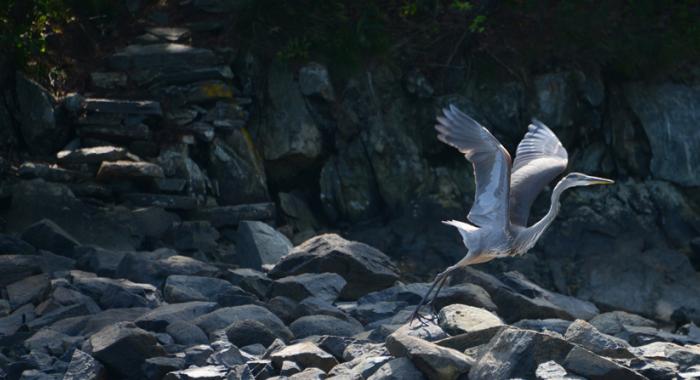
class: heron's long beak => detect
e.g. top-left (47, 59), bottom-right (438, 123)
top-left (586, 175), bottom-right (615, 185)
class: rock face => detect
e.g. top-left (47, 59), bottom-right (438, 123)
top-left (235, 221), bottom-right (292, 270)
top-left (624, 83), bottom-right (700, 186)
top-left (270, 234), bottom-right (399, 299)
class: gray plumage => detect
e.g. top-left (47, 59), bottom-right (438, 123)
top-left (410, 105), bottom-right (613, 325)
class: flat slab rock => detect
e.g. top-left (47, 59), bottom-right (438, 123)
top-left (97, 160), bottom-right (164, 180)
top-left (438, 304), bottom-right (504, 336)
top-left (269, 341), bottom-right (338, 372)
top-left (57, 146), bottom-right (129, 165)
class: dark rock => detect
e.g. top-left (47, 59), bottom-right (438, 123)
top-left (438, 304), bottom-right (504, 336)
top-left (7, 180), bottom-right (143, 250)
top-left (260, 62), bottom-right (322, 182)
top-left (131, 207), bottom-right (180, 240)
top-left (289, 315), bottom-right (363, 339)
top-left (319, 139), bottom-right (381, 223)
top-left (122, 193), bottom-right (199, 210)
top-left (269, 341), bottom-right (338, 372)
top-left (366, 357), bottom-right (427, 380)
top-left (289, 367), bottom-right (326, 379)
top-left (271, 273), bottom-right (346, 303)
top-left (15, 72), bottom-right (66, 155)
top-left (589, 311), bottom-right (657, 340)
top-left (193, 305), bottom-right (292, 341)
top-left (7, 274), bottom-right (50, 309)
top-left (155, 146), bottom-right (208, 200)
top-left (0, 234), bottom-right (36, 255)
top-left (21, 219), bottom-right (80, 257)
top-left (75, 246), bottom-right (128, 277)
top-left (116, 251), bottom-right (218, 286)
top-left (435, 326), bottom-right (505, 352)
top-left (77, 122), bottom-right (151, 141)
top-left (193, 203), bottom-right (275, 228)
top-left (24, 327), bottom-right (80, 355)
top-left (89, 322), bottom-right (165, 379)
top-left (225, 319), bottom-right (279, 347)
top-left (36, 286), bottom-right (101, 316)
top-left (90, 72), bottom-right (127, 89)
top-left (17, 162), bottom-right (87, 182)
top-left (564, 319), bottom-right (634, 359)
top-left (96, 160), bottom-right (164, 180)
top-left (163, 275), bottom-right (240, 304)
top-left (279, 192), bottom-right (319, 242)
top-left (72, 273), bottom-right (161, 309)
top-left (265, 296), bottom-right (301, 325)
top-left (299, 62), bottom-right (334, 101)
top-left (142, 356), bottom-right (186, 380)
top-left (235, 221), bottom-right (292, 270)
top-left (386, 328), bottom-right (473, 380)
top-left (469, 326), bottom-right (573, 380)
top-left (223, 268), bottom-right (273, 298)
top-left (80, 98), bottom-right (162, 115)
top-left (108, 43), bottom-right (217, 71)
top-left (49, 307), bottom-right (150, 337)
top-left (0, 255), bottom-right (42, 286)
top-left (352, 301), bottom-right (408, 325)
top-left (0, 304), bottom-right (35, 336)
top-left (166, 320), bottom-right (208, 345)
top-left (207, 345), bottom-right (247, 367)
top-left (432, 284), bottom-right (498, 312)
top-left (208, 137), bottom-right (269, 206)
top-left (27, 303), bottom-right (93, 330)
top-left (135, 301), bottom-right (218, 332)
top-left (624, 83), bottom-right (700, 186)
top-left (270, 234), bottom-right (399, 300)
top-left (39, 250), bottom-right (76, 274)
top-left (163, 222), bottom-right (219, 252)
top-left (63, 349), bottom-right (104, 380)
top-left (152, 66), bottom-right (233, 87)
top-left (563, 346), bottom-right (645, 379)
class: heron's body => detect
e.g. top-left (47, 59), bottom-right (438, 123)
top-left (409, 105), bottom-right (614, 325)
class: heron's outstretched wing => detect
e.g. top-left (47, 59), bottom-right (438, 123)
top-left (509, 119), bottom-right (568, 227)
top-left (435, 105), bottom-right (512, 228)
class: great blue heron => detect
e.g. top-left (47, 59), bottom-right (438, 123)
top-left (409, 105), bottom-right (614, 325)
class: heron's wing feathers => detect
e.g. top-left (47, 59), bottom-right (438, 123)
top-left (436, 105), bottom-right (512, 228)
top-left (509, 119), bottom-right (568, 226)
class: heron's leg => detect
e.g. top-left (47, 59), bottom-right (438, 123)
top-left (408, 265), bottom-right (459, 326)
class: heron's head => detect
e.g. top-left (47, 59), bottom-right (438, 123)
top-left (561, 172), bottom-right (615, 188)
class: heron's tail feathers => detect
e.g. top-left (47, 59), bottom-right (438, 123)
top-left (442, 220), bottom-right (478, 249)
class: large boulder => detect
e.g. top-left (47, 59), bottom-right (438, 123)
top-left (270, 234), bottom-right (399, 299)
top-left (624, 82), bottom-right (700, 186)
top-left (15, 72), bottom-right (67, 155)
top-left (438, 304), bottom-right (504, 336)
top-left (192, 304), bottom-right (292, 341)
top-left (235, 221), bottom-right (292, 270)
top-left (20, 219), bottom-right (80, 257)
top-left (0, 255), bottom-right (43, 286)
top-left (115, 250), bottom-right (218, 287)
top-left (135, 301), bottom-right (218, 332)
top-left (88, 322), bottom-right (165, 379)
top-left (270, 273), bottom-right (346, 303)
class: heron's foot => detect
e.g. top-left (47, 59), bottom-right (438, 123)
top-left (408, 305), bottom-right (439, 328)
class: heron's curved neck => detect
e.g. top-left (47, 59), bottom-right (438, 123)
top-left (526, 179), bottom-right (570, 241)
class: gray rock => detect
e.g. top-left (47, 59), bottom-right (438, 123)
top-left (96, 160), bottom-right (164, 180)
top-left (122, 193), bottom-right (199, 210)
top-left (116, 251), bottom-right (218, 286)
top-left (513, 319), bottom-right (572, 335)
top-left (270, 234), bottom-right (399, 300)
top-left (135, 301), bottom-right (218, 332)
top-left (74, 246), bottom-right (129, 277)
top-left (589, 311), bottom-right (658, 338)
top-left (535, 360), bottom-right (585, 380)
top-left (269, 341), bottom-right (338, 372)
top-left (225, 319), bottom-right (279, 347)
top-left (21, 219), bottom-right (80, 257)
top-left (289, 367), bottom-right (326, 380)
top-left (469, 326), bottom-right (573, 380)
top-left (224, 268), bottom-right (273, 298)
top-left (299, 62), bottom-right (334, 101)
top-left (39, 250), bottom-right (76, 274)
top-left (73, 273), bottom-right (161, 309)
top-left (0, 234), bottom-right (36, 255)
top-left (24, 327), bottom-right (80, 355)
top-left (319, 139), bottom-right (382, 223)
top-left (563, 346), bottom-right (645, 379)
top-left (280, 360), bottom-right (301, 376)
top-left (164, 275), bottom-right (249, 304)
top-left (17, 162), bottom-right (87, 182)
top-left (156, 147), bottom-right (208, 200)
top-left (367, 357), bottom-right (426, 380)
top-left (624, 83), bottom-right (700, 186)
top-left (77, 122), bottom-right (151, 141)
top-left (49, 307), bottom-right (150, 337)
top-left (166, 320), bottom-right (208, 345)
top-left (90, 72), bottom-right (127, 89)
top-left (352, 301), bottom-right (409, 325)
top-left (386, 328), bottom-right (472, 380)
top-left (27, 303), bottom-right (93, 330)
top-left (15, 72), bottom-right (66, 155)
top-left (193, 203), bottom-right (275, 228)
top-left (80, 98), bottom-right (162, 115)
top-left (0, 255), bottom-right (43, 286)
top-left (271, 273), bottom-right (346, 303)
top-left (57, 146), bottom-right (129, 165)
top-left (131, 207), bottom-right (180, 240)
top-left (235, 221), bottom-right (292, 270)
top-left (279, 192), bottom-right (319, 241)
top-left (7, 274), bottom-right (50, 309)
top-left (0, 303), bottom-right (35, 336)
top-left (63, 349), bottom-right (104, 380)
top-left (164, 222), bottom-right (219, 252)
top-left (296, 297), bottom-right (348, 321)
top-left (438, 304), bottom-right (503, 336)
top-left (289, 315), bottom-right (363, 339)
top-left (193, 305), bottom-right (292, 341)
top-left (435, 326), bottom-right (505, 352)
top-left (108, 43), bottom-right (217, 71)
top-left (89, 322), bottom-right (165, 379)
top-left (532, 72), bottom-right (578, 133)
top-left (631, 341), bottom-right (700, 370)
top-left (564, 319), bottom-right (634, 358)
top-left (208, 136), bottom-right (269, 206)
top-left (260, 62), bottom-right (322, 181)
